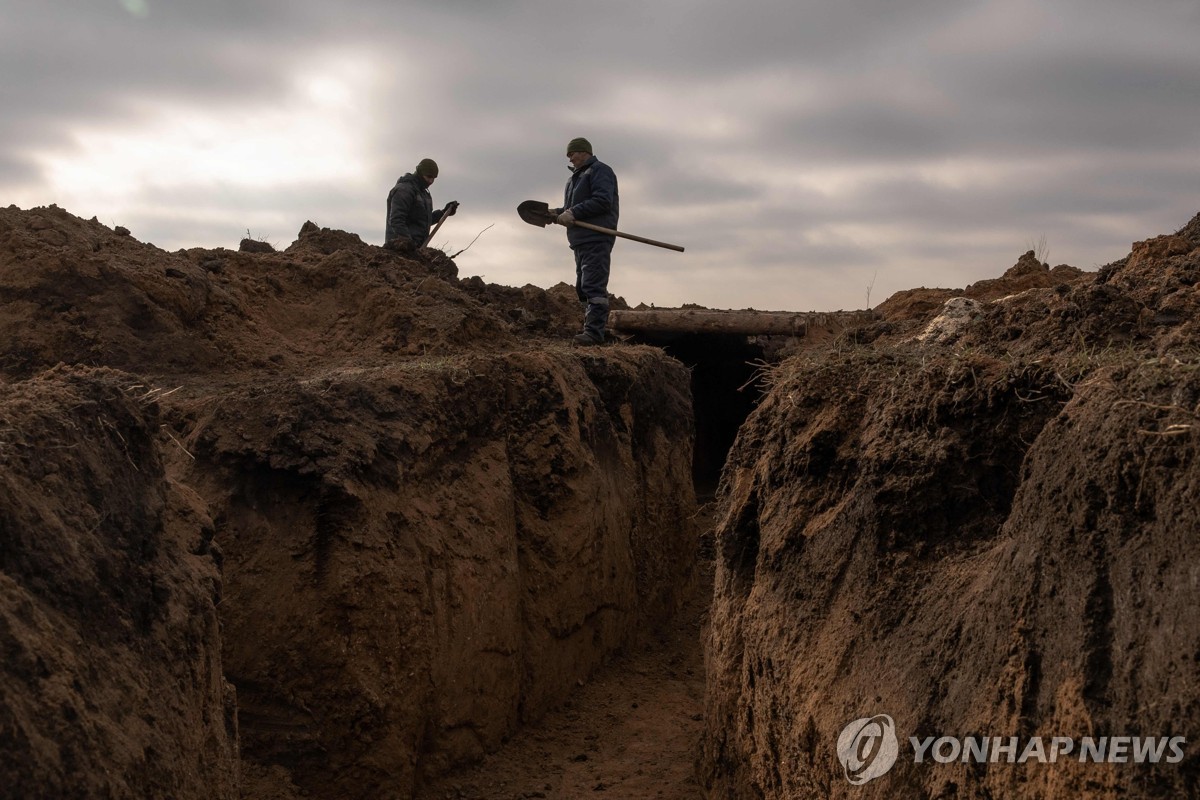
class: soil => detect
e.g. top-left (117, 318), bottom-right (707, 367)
top-left (702, 216), bottom-right (1200, 799)
top-left (0, 367), bottom-right (237, 800)
top-left (7, 200), bottom-right (1200, 800)
top-left (0, 205), bottom-right (698, 799)
top-left (414, 513), bottom-right (716, 800)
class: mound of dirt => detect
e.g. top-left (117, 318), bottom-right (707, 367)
top-left (0, 205), bottom-right (593, 382)
top-left (0, 205), bottom-right (698, 798)
top-left (872, 249), bottom-right (1088, 337)
top-left (702, 214), bottom-right (1200, 798)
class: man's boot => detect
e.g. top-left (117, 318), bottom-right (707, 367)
top-left (574, 301), bottom-right (607, 345)
top-left (573, 332), bottom-right (603, 345)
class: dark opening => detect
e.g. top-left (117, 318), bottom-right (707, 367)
top-left (627, 332), bottom-right (769, 500)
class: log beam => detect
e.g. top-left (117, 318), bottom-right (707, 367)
top-left (607, 308), bottom-right (878, 337)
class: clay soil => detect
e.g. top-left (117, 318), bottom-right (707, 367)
top-left (414, 520), bottom-right (715, 800)
top-left (702, 217), bottom-right (1200, 799)
top-left (0, 206), bottom-right (703, 799)
top-left (8, 200), bottom-right (1200, 800)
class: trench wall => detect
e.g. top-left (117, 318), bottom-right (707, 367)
top-left (172, 347), bottom-right (699, 798)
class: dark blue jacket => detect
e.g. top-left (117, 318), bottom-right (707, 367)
top-left (386, 173), bottom-right (443, 246)
top-left (563, 156), bottom-right (619, 249)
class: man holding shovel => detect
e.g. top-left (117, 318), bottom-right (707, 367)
top-left (385, 158), bottom-right (459, 250)
top-left (551, 137), bottom-right (619, 345)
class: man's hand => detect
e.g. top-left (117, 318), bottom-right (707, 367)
top-left (557, 209), bottom-right (575, 226)
top-left (443, 200), bottom-right (460, 217)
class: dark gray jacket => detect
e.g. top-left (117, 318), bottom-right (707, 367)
top-left (386, 173), bottom-right (443, 246)
top-left (563, 156), bottom-right (619, 248)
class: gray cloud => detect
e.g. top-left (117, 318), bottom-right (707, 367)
top-left (3, 0), bottom-right (1199, 311)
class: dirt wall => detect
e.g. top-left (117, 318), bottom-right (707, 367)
top-left (0, 205), bottom-right (698, 799)
top-left (702, 220), bottom-right (1200, 799)
top-left (168, 348), bottom-right (697, 798)
top-left (0, 367), bottom-right (237, 800)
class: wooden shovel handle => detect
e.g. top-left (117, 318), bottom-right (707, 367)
top-left (570, 220), bottom-right (685, 252)
top-left (427, 205), bottom-right (453, 243)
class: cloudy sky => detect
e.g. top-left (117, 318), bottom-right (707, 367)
top-left (4, 1), bottom-right (1199, 311)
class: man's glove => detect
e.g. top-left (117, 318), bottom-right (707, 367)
top-left (443, 201), bottom-right (460, 217)
top-left (557, 208), bottom-right (576, 226)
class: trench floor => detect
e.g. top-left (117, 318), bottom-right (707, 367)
top-left (415, 507), bottom-right (717, 800)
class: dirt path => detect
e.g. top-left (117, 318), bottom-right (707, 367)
top-left (415, 515), bottom-right (716, 800)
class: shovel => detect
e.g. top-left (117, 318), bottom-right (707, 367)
top-left (426, 201), bottom-right (457, 243)
top-left (517, 200), bottom-right (685, 252)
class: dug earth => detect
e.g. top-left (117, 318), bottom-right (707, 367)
top-left (4, 204), bottom-right (1200, 800)
top-left (0, 205), bottom-right (696, 798)
top-left (702, 216), bottom-right (1200, 799)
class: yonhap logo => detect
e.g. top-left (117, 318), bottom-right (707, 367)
top-left (838, 715), bottom-right (899, 785)
top-left (835, 712), bottom-right (1186, 787)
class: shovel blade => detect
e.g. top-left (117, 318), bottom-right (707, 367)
top-left (517, 200), bottom-right (556, 227)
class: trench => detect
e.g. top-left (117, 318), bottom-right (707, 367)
top-left (414, 333), bottom-right (772, 800)
top-left (639, 332), bottom-right (769, 501)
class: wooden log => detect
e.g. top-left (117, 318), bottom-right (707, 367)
top-left (607, 308), bottom-right (878, 336)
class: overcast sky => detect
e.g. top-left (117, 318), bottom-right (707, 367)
top-left (4, 1), bottom-right (1198, 311)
